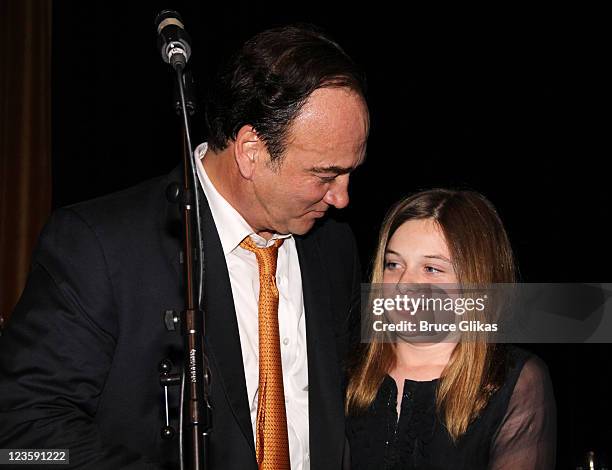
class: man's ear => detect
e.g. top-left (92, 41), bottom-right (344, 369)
top-left (234, 125), bottom-right (263, 180)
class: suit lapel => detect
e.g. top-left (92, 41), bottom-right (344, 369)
top-left (161, 168), bottom-right (255, 452)
top-left (198, 191), bottom-right (256, 451)
top-left (296, 233), bottom-right (345, 469)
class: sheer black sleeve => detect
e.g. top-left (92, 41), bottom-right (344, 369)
top-left (489, 355), bottom-right (557, 470)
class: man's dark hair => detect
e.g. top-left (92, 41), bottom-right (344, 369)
top-left (205, 25), bottom-right (367, 163)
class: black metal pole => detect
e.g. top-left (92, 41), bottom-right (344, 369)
top-left (175, 62), bottom-right (211, 470)
top-left (155, 11), bottom-right (211, 468)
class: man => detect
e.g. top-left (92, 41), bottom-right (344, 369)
top-left (0, 25), bottom-right (368, 469)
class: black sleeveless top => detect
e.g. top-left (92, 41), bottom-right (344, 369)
top-left (346, 347), bottom-right (556, 470)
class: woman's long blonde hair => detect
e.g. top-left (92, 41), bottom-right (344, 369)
top-left (346, 189), bottom-right (516, 441)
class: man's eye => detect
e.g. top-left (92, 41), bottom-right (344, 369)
top-left (317, 175), bottom-right (337, 183)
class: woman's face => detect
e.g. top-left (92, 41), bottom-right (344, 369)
top-left (379, 218), bottom-right (459, 342)
top-left (383, 218), bottom-right (458, 284)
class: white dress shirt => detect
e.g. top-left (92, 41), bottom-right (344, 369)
top-left (194, 143), bottom-right (310, 470)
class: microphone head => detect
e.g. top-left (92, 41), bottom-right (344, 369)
top-left (155, 10), bottom-right (185, 32)
top-left (155, 10), bottom-right (191, 68)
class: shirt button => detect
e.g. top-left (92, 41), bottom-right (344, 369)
top-left (283, 338), bottom-right (290, 346)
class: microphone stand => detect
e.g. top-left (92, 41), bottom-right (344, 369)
top-left (157, 25), bottom-right (212, 470)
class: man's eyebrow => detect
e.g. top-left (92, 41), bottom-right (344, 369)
top-left (309, 165), bottom-right (355, 175)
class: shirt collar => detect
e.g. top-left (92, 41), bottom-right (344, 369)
top-left (194, 142), bottom-right (292, 256)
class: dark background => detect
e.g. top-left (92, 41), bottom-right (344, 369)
top-left (52, 2), bottom-right (609, 468)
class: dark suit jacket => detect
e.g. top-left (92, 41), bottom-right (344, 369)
top-left (0, 167), bottom-right (361, 469)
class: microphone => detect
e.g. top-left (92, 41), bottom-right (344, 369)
top-left (155, 10), bottom-right (192, 70)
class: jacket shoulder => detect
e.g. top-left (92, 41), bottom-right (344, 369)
top-left (64, 170), bottom-right (176, 228)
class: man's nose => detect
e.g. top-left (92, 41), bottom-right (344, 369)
top-left (323, 176), bottom-right (350, 209)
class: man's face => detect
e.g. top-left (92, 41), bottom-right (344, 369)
top-left (251, 87), bottom-right (369, 236)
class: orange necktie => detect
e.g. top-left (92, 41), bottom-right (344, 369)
top-left (240, 236), bottom-right (290, 470)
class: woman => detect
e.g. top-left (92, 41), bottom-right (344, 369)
top-left (346, 189), bottom-right (556, 469)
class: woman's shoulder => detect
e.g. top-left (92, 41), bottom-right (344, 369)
top-left (489, 346), bottom-right (555, 423)
top-left (506, 347), bottom-right (554, 404)
top-left (484, 346), bottom-right (553, 414)
top-left (505, 346), bottom-right (551, 385)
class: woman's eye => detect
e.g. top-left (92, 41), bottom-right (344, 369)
top-left (424, 266), bottom-right (442, 274)
top-left (384, 261), bottom-right (400, 270)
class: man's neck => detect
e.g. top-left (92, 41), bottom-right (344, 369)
top-left (201, 147), bottom-right (274, 241)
